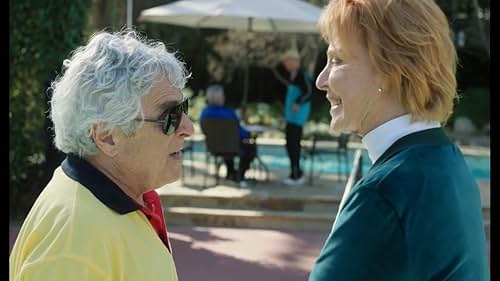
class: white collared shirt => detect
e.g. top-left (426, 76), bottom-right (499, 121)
top-left (361, 114), bottom-right (441, 164)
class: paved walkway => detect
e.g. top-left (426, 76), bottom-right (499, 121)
top-left (9, 222), bottom-right (490, 281)
top-left (9, 222), bottom-right (328, 281)
top-left (168, 226), bottom-right (327, 281)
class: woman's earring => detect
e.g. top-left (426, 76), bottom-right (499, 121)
top-left (378, 88), bottom-right (383, 93)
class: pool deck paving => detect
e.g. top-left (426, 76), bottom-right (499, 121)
top-left (8, 222), bottom-right (490, 281)
top-left (9, 222), bottom-right (328, 281)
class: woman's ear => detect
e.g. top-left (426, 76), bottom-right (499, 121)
top-left (90, 123), bottom-right (118, 157)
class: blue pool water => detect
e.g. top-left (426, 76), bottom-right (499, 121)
top-left (189, 142), bottom-right (490, 181)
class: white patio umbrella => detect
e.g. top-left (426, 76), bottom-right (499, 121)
top-left (138, 0), bottom-right (322, 109)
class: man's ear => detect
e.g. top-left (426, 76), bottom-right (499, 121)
top-left (90, 123), bottom-right (118, 157)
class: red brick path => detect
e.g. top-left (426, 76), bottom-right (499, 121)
top-left (10, 223), bottom-right (328, 281)
top-left (10, 223), bottom-right (490, 281)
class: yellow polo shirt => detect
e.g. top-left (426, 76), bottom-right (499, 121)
top-left (10, 155), bottom-right (178, 281)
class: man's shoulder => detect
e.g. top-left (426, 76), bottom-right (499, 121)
top-left (13, 167), bottom-right (134, 259)
top-left (39, 167), bottom-right (115, 213)
top-left (202, 105), bottom-right (227, 112)
top-left (28, 167), bottom-right (127, 238)
top-left (201, 106), bottom-right (237, 119)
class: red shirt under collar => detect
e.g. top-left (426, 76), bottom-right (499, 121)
top-left (140, 190), bottom-right (171, 253)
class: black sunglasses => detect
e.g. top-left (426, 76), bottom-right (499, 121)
top-left (139, 97), bottom-right (189, 135)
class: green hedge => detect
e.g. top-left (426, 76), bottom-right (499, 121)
top-left (10, 0), bottom-right (92, 219)
top-left (449, 87), bottom-right (490, 131)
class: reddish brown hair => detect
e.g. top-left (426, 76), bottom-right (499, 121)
top-left (318, 0), bottom-right (458, 122)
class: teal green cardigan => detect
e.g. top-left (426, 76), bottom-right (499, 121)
top-left (309, 128), bottom-right (489, 281)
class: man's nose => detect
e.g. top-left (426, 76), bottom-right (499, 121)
top-left (177, 113), bottom-right (194, 137)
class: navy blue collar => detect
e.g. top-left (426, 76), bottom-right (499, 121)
top-left (61, 154), bottom-right (141, 214)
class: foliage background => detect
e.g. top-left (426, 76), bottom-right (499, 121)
top-left (10, 0), bottom-right (490, 219)
top-left (10, 0), bottom-right (93, 219)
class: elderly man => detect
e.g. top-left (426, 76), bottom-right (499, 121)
top-left (199, 84), bottom-right (256, 188)
top-left (10, 30), bottom-right (194, 281)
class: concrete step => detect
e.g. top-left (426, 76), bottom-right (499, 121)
top-left (165, 206), bottom-right (335, 230)
top-left (164, 206), bottom-right (492, 234)
top-left (158, 180), bottom-right (490, 232)
top-left (158, 177), bottom-right (343, 230)
top-left (160, 192), bottom-right (340, 213)
top-left (159, 181), bottom-right (341, 230)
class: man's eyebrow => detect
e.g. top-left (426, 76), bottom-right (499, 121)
top-left (157, 99), bottom-right (180, 113)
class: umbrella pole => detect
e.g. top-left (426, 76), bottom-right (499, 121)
top-left (127, 0), bottom-right (133, 28)
top-left (240, 17), bottom-right (253, 123)
top-left (241, 62), bottom-right (249, 122)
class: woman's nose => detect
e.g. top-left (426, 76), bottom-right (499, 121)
top-left (316, 66), bottom-right (329, 92)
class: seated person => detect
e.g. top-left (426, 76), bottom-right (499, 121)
top-left (199, 84), bottom-right (256, 187)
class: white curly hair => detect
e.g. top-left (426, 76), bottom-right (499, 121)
top-left (49, 29), bottom-right (191, 157)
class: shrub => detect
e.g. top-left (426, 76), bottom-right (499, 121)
top-left (10, 0), bottom-right (92, 219)
top-left (449, 87), bottom-right (490, 131)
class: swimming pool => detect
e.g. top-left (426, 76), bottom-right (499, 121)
top-left (188, 141), bottom-right (490, 181)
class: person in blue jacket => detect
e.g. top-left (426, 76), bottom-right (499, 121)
top-left (199, 84), bottom-right (256, 188)
top-left (309, 0), bottom-right (489, 280)
top-left (273, 50), bottom-right (313, 186)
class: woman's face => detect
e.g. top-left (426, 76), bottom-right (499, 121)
top-left (315, 36), bottom-right (388, 136)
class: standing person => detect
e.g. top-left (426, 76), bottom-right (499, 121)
top-left (273, 49), bottom-right (313, 186)
top-left (309, 0), bottom-right (489, 280)
top-left (199, 84), bottom-right (256, 188)
top-left (10, 29), bottom-right (194, 281)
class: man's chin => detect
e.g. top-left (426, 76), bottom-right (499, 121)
top-left (162, 179), bottom-right (174, 185)
top-left (160, 172), bottom-right (182, 186)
